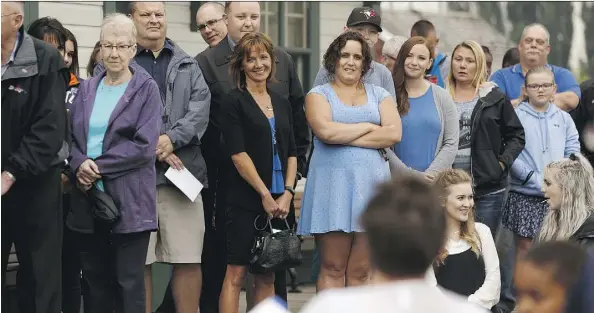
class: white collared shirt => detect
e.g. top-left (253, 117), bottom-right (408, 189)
top-left (2, 32), bottom-right (21, 77)
top-left (300, 279), bottom-right (487, 313)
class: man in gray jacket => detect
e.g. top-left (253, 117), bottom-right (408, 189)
top-left (96, 2), bottom-right (211, 313)
top-left (132, 3), bottom-right (210, 313)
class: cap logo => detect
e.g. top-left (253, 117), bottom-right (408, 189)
top-left (361, 9), bottom-right (376, 19)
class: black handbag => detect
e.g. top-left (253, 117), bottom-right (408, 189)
top-left (249, 216), bottom-right (302, 275)
top-left (87, 185), bottom-right (120, 224)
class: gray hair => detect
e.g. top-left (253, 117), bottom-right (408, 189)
top-left (382, 36), bottom-right (408, 59)
top-left (538, 153), bottom-right (594, 242)
top-left (100, 13), bottom-right (137, 45)
top-left (521, 23), bottom-right (550, 45)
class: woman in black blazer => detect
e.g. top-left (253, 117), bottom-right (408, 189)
top-left (218, 32), bottom-right (297, 312)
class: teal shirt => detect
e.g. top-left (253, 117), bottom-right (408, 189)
top-left (87, 77), bottom-right (129, 190)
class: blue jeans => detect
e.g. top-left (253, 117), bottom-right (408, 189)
top-left (496, 231), bottom-right (516, 312)
top-left (474, 189), bottom-right (506, 237)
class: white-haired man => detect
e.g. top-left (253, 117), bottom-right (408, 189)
top-left (381, 35), bottom-right (408, 74)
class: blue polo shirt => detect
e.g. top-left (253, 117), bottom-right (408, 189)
top-left (490, 63), bottom-right (581, 100)
top-left (135, 39), bottom-right (175, 102)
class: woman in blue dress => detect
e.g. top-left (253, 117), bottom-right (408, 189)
top-left (298, 31), bottom-right (401, 291)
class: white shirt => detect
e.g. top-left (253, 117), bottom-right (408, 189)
top-left (2, 32), bottom-right (20, 77)
top-left (300, 279), bottom-right (488, 313)
top-left (426, 223), bottom-right (501, 309)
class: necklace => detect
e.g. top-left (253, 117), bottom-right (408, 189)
top-left (448, 230), bottom-right (460, 240)
top-left (265, 105), bottom-right (273, 111)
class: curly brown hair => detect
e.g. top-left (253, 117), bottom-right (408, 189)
top-left (392, 36), bottom-right (435, 115)
top-left (323, 31), bottom-right (373, 82)
top-left (228, 32), bottom-right (277, 90)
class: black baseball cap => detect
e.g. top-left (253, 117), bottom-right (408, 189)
top-left (346, 7), bottom-right (382, 32)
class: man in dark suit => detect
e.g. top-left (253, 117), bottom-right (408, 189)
top-left (156, 2), bottom-right (309, 313)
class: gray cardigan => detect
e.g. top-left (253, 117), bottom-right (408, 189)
top-left (388, 84), bottom-right (459, 175)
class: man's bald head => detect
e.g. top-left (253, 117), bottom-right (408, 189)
top-left (1, 1), bottom-right (24, 43)
top-left (224, 1), bottom-right (260, 14)
top-left (2, 1), bottom-right (24, 14)
top-left (196, 2), bottom-right (227, 47)
top-left (198, 2), bottom-right (224, 17)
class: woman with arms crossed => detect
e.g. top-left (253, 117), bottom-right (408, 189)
top-left (298, 31), bottom-right (401, 291)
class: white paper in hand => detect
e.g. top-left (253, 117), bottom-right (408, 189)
top-left (164, 167), bottom-right (203, 202)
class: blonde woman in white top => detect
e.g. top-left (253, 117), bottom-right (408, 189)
top-left (427, 169), bottom-right (501, 310)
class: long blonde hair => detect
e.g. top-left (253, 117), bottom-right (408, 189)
top-left (432, 169), bottom-right (481, 265)
top-left (538, 153), bottom-right (594, 242)
top-left (446, 40), bottom-right (488, 99)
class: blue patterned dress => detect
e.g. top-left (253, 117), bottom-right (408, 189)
top-left (297, 83), bottom-right (392, 235)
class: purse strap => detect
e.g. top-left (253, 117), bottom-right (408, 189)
top-left (253, 215), bottom-right (291, 232)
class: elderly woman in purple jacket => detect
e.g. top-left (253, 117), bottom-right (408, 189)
top-left (66, 13), bottom-right (162, 313)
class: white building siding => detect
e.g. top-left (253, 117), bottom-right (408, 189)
top-left (319, 2), bottom-right (362, 62)
top-left (164, 2), bottom-right (208, 57)
top-left (38, 1), bottom-right (104, 77)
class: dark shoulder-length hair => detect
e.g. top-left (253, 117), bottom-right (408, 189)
top-left (27, 17), bottom-right (68, 49)
top-left (64, 28), bottom-right (80, 77)
top-left (87, 41), bottom-right (101, 78)
top-left (392, 36), bottom-right (435, 115)
top-left (228, 32), bottom-right (277, 90)
top-left (323, 31), bottom-right (372, 80)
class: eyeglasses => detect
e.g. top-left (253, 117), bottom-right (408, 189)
top-left (1, 13), bottom-right (18, 18)
top-left (100, 44), bottom-right (134, 53)
top-left (526, 83), bottom-right (555, 91)
top-left (197, 18), bottom-right (223, 31)
top-left (382, 54), bottom-right (397, 62)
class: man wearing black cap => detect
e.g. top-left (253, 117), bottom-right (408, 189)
top-left (312, 6), bottom-right (395, 100)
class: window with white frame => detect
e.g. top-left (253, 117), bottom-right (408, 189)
top-left (285, 2), bottom-right (307, 49)
top-left (260, 1), bottom-right (279, 45)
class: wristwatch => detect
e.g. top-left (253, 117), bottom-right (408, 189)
top-left (284, 185), bottom-right (295, 196)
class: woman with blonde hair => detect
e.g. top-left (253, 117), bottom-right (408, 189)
top-left (428, 169), bottom-right (501, 310)
top-left (446, 40), bottom-right (525, 237)
top-left (538, 153), bottom-right (594, 250)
